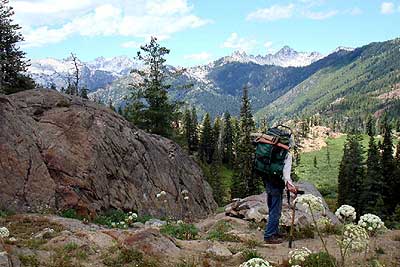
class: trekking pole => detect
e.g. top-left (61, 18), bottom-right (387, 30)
top-left (288, 189), bottom-right (304, 248)
top-left (288, 190), bottom-right (297, 248)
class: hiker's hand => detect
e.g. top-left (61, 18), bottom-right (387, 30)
top-left (286, 181), bottom-right (297, 194)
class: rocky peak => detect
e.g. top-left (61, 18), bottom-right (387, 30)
top-left (275, 45), bottom-right (297, 57)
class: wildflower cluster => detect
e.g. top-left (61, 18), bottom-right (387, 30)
top-left (358, 213), bottom-right (385, 236)
top-left (288, 247), bottom-right (312, 266)
top-left (335, 205), bottom-right (356, 223)
top-left (316, 217), bottom-right (332, 229)
top-left (338, 224), bottom-right (369, 252)
top-left (110, 212), bottom-right (138, 229)
top-left (156, 190), bottom-right (167, 201)
top-left (294, 194), bottom-right (324, 213)
top-left (239, 258), bottom-right (273, 267)
top-left (0, 227), bottom-right (9, 238)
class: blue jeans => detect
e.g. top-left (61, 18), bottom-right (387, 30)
top-left (264, 180), bottom-right (283, 240)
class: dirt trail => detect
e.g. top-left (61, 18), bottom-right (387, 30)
top-left (1, 213), bottom-right (399, 267)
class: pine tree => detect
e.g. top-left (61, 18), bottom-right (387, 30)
top-left (232, 85), bottom-right (257, 197)
top-left (366, 115), bottom-right (375, 136)
top-left (190, 107), bottom-right (199, 152)
top-left (199, 113), bottom-right (213, 163)
top-left (183, 109), bottom-right (193, 151)
top-left (326, 146), bottom-right (331, 167)
top-left (222, 112), bottom-right (234, 166)
top-left (360, 135), bottom-right (384, 215)
top-left (213, 116), bottom-right (222, 162)
top-left (231, 116), bottom-right (240, 165)
top-left (337, 134), bottom-right (364, 213)
top-left (127, 37), bottom-right (180, 137)
top-left (381, 116), bottom-right (396, 214)
top-left (0, 0), bottom-right (34, 94)
top-left (80, 86), bottom-right (88, 99)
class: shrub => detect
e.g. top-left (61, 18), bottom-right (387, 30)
top-left (4, 216), bottom-right (63, 249)
top-left (176, 257), bottom-right (211, 267)
top-left (207, 221), bottom-right (240, 242)
top-left (18, 255), bottom-right (40, 267)
top-left (242, 249), bottom-right (263, 261)
top-left (102, 247), bottom-right (159, 267)
top-left (244, 239), bottom-right (262, 249)
top-left (0, 210), bottom-right (14, 218)
top-left (60, 209), bottom-right (86, 221)
top-left (280, 224), bottom-right (315, 240)
top-left (303, 252), bottom-right (337, 267)
top-left (160, 223), bottom-right (199, 240)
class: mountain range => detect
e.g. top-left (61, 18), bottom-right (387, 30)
top-left (28, 39), bottom-right (400, 123)
top-left (28, 46), bottom-right (322, 91)
top-left (28, 56), bottom-right (139, 91)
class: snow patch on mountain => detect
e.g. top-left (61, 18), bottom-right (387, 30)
top-left (28, 56), bottom-right (139, 91)
top-left (220, 46), bottom-right (324, 67)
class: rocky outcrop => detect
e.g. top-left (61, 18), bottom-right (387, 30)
top-left (0, 89), bottom-right (216, 218)
top-left (225, 182), bottom-right (338, 227)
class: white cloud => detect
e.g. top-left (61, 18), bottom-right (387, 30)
top-left (221, 33), bottom-right (257, 52)
top-left (121, 41), bottom-right (141, 49)
top-left (381, 2), bottom-right (395, 14)
top-left (247, 3), bottom-right (340, 21)
top-left (12, 0), bottom-right (211, 48)
top-left (184, 52), bottom-right (212, 61)
top-left (247, 4), bottom-right (295, 21)
top-left (302, 10), bottom-right (338, 20)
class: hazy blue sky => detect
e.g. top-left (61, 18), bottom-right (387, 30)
top-left (11, 0), bottom-right (400, 66)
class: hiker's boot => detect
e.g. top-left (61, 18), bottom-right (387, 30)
top-left (264, 235), bottom-right (284, 244)
top-left (275, 232), bottom-right (287, 239)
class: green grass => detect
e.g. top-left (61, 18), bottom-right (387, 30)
top-left (297, 135), bottom-right (347, 199)
top-left (160, 223), bottom-right (199, 240)
top-left (206, 221), bottom-right (240, 242)
top-left (297, 134), bottom-right (374, 199)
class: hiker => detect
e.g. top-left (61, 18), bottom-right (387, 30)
top-left (263, 150), bottom-right (297, 244)
top-left (251, 126), bottom-right (297, 244)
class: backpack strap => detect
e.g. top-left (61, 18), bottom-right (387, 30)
top-left (255, 135), bottom-right (290, 150)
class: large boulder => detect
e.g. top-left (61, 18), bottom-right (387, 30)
top-left (0, 89), bottom-right (217, 218)
top-left (225, 181), bottom-right (338, 227)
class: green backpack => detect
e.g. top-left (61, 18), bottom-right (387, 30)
top-left (253, 125), bottom-right (292, 181)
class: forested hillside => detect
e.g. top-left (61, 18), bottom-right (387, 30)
top-left (256, 38), bottom-right (400, 123)
top-left (90, 38), bottom-right (400, 125)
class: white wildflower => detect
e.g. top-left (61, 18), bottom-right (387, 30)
top-left (184, 196), bottom-right (189, 201)
top-left (316, 217), bottom-right (332, 229)
top-left (358, 213), bottom-right (384, 236)
top-left (294, 194), bottom-right (324, 213)
top-left (8, 237), bottom-right (17, 242)
top-left (0, 227), bottom-right (9, 238)
top-left (239, 258), bottom-right (273, 267)
top-left (335, 205), bottom-right (356, 223)
top-left (338, 224), bottom-right (369, 252)
top-left (288, 247), bottom-right (312, 265)
top-left (177, 220), bottom-right (184, 224)
top-left (181, 189), bottom-right (189, 195)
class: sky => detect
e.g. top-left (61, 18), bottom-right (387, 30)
top-left (10, 0), bottom-right (400, 67)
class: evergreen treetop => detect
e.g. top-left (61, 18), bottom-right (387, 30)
top-left (127, 37), bottom-right (180, 137)
top-left (0, 0), bottom-right (34, 94)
